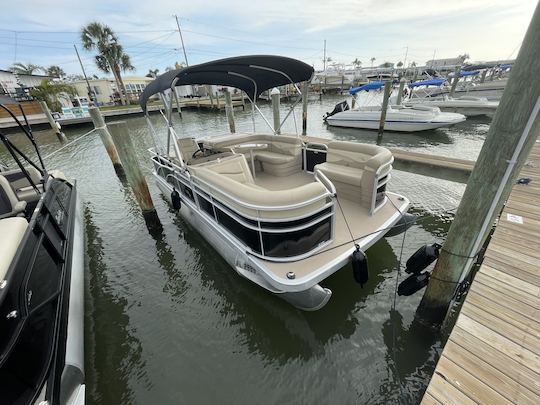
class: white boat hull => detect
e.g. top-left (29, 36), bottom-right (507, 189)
top-left (154, 173), bottom-right (408, 310)
top-left (404, 97), bottom-right (499, 117)
top-left (326, 106), bottom-right (465, 132)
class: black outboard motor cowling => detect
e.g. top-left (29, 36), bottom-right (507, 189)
top-left (324, 100), bottom-right (349, 120)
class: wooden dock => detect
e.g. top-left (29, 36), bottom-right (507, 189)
top-left (422, 139), bottom-right (540, 404)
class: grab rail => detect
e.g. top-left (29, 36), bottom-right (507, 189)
top-left (314, 169), bottom-right (336, 196)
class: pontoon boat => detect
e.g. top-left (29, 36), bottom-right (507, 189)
top-left (0, 96), bottom-right (84, 405)
top-left (139, 56), bottom-right (412, 311)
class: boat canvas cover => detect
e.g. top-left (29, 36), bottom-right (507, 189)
top-left (139, 55), bottom-right (314, 112)
top-left (408, 78), bottom-right (446, 88)
top-left (349, 81), bottom-right (385, 95)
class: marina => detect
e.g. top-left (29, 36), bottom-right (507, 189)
top-left (1, 1), bottom-right (539, 404)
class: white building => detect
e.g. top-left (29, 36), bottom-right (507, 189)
top-left (0, 69), bottom-right (51, 99)
top-left (70, 76), bottom-right (154, 105)
top-left (425, 57), bottom-right (465, 69)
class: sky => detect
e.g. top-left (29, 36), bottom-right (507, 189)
top-left (0, 0), bottom-right (536, 78)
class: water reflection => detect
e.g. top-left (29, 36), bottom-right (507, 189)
top-left (85, 206), bottom-right (151, 405)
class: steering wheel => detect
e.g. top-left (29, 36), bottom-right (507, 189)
top-left (192, 148), bottom-right (205, 159)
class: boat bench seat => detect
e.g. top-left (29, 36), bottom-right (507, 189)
top-left (0, 217), bottom-right (28, 280)
top-left (189, 154), bottom-right (328, 221)
top-left (0, 166), bottom-right (43, 203)
top-left (0, 175), bottom-right (27, 219)
top-left (314, 141), bottom-right (393, 210)
top-left (204, 133), bottom-right (302, 177)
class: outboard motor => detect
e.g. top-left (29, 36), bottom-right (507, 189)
top-left (324, 100), bottom-right (349, 121)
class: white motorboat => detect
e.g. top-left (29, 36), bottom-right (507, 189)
top-left (405, 79), bottom-right (499, 117)
top-left (0, 96), bottom-right (85, 405)
top-left (139, 56), bottom-right (413, 311)
top-left (324, 82), bottom-right (465, 132)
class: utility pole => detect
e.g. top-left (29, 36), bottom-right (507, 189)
top-left (418, 0), bottom-right (540, 323)
top-left (74, 44), bottom-right (95, 104)
top-left (174, 15), bottom-right (189, 66)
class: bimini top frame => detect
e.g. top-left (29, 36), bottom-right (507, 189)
top-left (140, 55), bottom-right (314, 161)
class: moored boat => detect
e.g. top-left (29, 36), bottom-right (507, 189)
top-left (139, 55), bottom-right (412, 310)
top-left (0, 96), bottom-right (85, 405)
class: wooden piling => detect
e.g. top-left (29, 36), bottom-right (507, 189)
top-left (419, 1), bottom-right (540, 323)
top-left (215, 92), bottom-right (221, 110)
top-left (377, 81), bottom-right (392, 142)
top-left (89, 107), bottom-right (125, 177)
top-left (39, 101), bottom-right (67, 143)
top-left (224, 88), bottom-right (236, 133)
top-left (271, 88), bottom-right (281, 134)
top-left (396, 79), bottom-right (406, 105)
top-left (173, 88), bottom-right (182, 118)
top-left (302, 81), bottom-right (308, 135)
top-left (206, 86), bottom-right (214, 109)
top-left (107, 121), bottom-right (156, 213)
top-left (449, 66), bottom-right (461, 97)
top-left (480, 70), bottom-right (487, 83)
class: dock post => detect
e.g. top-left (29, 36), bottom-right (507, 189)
top-left (377, 81), bottom-right (392, 142)
top-left (480, 69), bottom-right (487, 83)
top-left (489, 67), bottom-right (496, 81)
top-left (89, 107), bottom-right (125, 177)
top-left (215, 92), bottom-right (221, 110)
top-left (302, 81), bottom-right (308, 135)
top-left (39, 101), bottom-right (67, 143)
top-left (206, 86), bottom-right (214, 109)
top-left (107, 121), bottom-right (156, 214)
top-left (449, 66), bottom-right (461, 97)
top-left (412, 68), bottom-right (418, 83)
top-left (173, 88), bottom-right (182, 118)
top-left (271, 87), bottom-right (281, 135)
top-left (396, 79), bottom-right (406, 105)
top-left (224, 89), bottom-right (236, 133)
top-left (419, 1), bottom-right (540, 323)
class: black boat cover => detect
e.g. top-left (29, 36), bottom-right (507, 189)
top-left (139, 55), bottom-right (314, 112)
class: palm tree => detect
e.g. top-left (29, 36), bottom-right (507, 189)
top-left (46, 65), bottom-right (66, 78)
top-left (30, 79), bottom-right (76, 112)
top-left (81, 22), bottom-right (134, 105)
top-left (352, 58), bottom-right (362, 68)
top-left (146, 68), bottom-right (159, 78)
top-left (370, 57), bottom-right (376, 68)
top-left (10, 62), bottom-right (44, 75)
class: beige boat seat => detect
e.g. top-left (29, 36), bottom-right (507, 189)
top-left (314, 142), bottom-right (392, 209)
top-left (204, 133), bottom-right (302, 177)
top-left (190, 154), bottom-right (328, 221)
top-left (1, 166), bottom-right (43, 202)
top-left (0, 217), bottom-right (28, 280)
top-left (0, 175), bottom-right (27, 219)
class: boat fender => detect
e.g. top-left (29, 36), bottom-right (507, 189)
top-left (397, 271), bottom-right (430, 296)
top-left (385, 213), bottom-right (416, 237)
top-left (171, 189), bottom-right (181, 211)
top-left (405, 243), bottom-right (441, 275)
top-left (352, 247), bottom-right (368, 287)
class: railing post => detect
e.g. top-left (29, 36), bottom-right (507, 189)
top-left (271, 88), bottom-right (281, 134)
top-left (302, 81), bottom-right (308, 135)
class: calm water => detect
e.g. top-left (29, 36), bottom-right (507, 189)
top-left (1, 95), bottom-right (490, 404)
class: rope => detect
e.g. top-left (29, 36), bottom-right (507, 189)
top-left (43, 128), bottom-right (96, 160)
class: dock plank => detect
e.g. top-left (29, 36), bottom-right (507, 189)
top-left (423, 141), bottom-right (540, 404)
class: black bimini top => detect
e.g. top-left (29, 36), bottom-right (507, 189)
top-left (139, 55), bottom-right (314, 112)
